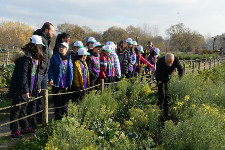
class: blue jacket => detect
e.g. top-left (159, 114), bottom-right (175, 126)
top-left (48, 52), bottom-right (73, 88)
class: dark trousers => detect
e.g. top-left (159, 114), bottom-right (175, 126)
top-left (157, 81), bottom-right (169, 117)
top-left (90, 78), bottom-right (99, 87)
top-left (52, 86), bottom-right (68, 120)
top-left (27, 101), bottom-right (37, 129)
top-left (105, 77), bottom-right (114, 83)
top-left (35, 73), bottom-right (48, 123)
top-left (10, 99), bottom-right (28, 132)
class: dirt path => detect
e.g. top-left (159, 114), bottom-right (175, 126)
top-left (0, 109), bottom-right (55, 149)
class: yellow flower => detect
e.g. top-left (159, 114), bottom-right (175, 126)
top-left (184, 95), bottom-right (190, 101)
top-left (173, 107), bottom-right (177, 110)
top-left (215, 93), bottom-right (219, 97)
top-left (191, 105), bottom-right (196, 108)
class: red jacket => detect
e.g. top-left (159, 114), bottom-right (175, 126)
top-left (136, 54), bottom-right (155, 73)
top-left (100, 53), bottom-right (115, 79)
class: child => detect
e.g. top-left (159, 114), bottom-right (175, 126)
top-left (53, 33), bottom-right (70, 53)
top-left (48, 42), bottom-right (73, 120)
top-left (100, 45), bottom-right (115, 83)
top-left (135, 45), bottom-right (155, 74)
top-left (117, 40), bottom-right (131, 77)
top-left (72, 48), bottom-right (90, 102)
top-left (106, 41), bottom-right (121, 81)
top-left (87, 37), bottom-right (96, 51)
top-left (86, 42), bottom-right (102, 87)
top-left (126, 38), bottom-right (136, 78)
top-left (148, 48), bottom-right (160, 74)
top-left (8, 35), bottom-right (44, 138)
top-left (71, 41), bottom-right (85, 61)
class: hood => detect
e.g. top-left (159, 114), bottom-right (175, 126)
top-left (11, 50), bottom-right (32, 62)
top-left (11, 51), bottom-right (25, 62)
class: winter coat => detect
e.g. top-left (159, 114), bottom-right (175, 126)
top-left (155, 56), bottom-right (183, 82)
top-left (72, 59), bottom-right (90, 90)
top-left (48, 52), bottom-right (73, 88)
top-left (33, 29), bottom-right (52, 75)
top-left (8, 50), bottom-right (39, 100)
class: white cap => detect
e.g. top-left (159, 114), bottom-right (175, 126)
top-left (88, 37), bottom-right (96, 43)
top-left (133, 41), bottom-right (137, 46)
top-left (106, 41), bottom-right (116, 50)
top-left (78, 48), bottom-right (90, 55)
top-left (103, 45), bottom-right (112, 52)
top-left (93, 42), bottom-right (103, 48)
top-left (74, 41), bottom-right (84, 48)
top-left (126, 38), bottom-right (133, 45)
top-left (154, 48), bottom-right (160, 56)
top-left (137, 45), bottom-right (144, 53)
top-left (59, 42), bottom-right (69, 50)
top-left (31, 35), bottom-right (45, 46)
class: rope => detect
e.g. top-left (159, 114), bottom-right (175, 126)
top-left (0, 96), bottom-right (43, 111)
top-left (0, 110), bottom-right (43, 127)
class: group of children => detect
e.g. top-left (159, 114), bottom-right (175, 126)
top-left (8, 34), bottom-right (160, 138)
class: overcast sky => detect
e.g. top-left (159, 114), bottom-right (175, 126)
top-left (0, 0), bottom-right (224, 38)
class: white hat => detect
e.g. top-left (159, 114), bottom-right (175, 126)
top-left (133, 41), bottom-right (137, 46)
top-left (88, 37), bottom-right (96, 43)
top-left (74, 41), bottom-right (84, 48)
top-left (126, 38), bottom-right (133, 45)
top-left (106, 41), bottom-right (116, 50)
top-left (93, 42), bottom-right (103, 48)
top-left (137, 45), bottom-right (144, 53)
top-left (154, 48), bottom-right (160, 56)
top-left (103, 45), bottom-right (112, 52)
top-left (31, 35), bottom-right (45, 46)
top-left (78, 48), bottom-right (90, 55)
top-left (59, 42), bottom-right (69, 50)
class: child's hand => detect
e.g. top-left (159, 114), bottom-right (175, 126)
top-left (23, 93), bottom-right (30, 98)
top-left (49, 81), bottom-right (54, 86)
top-left (38, 89), bottom-right (41, 93)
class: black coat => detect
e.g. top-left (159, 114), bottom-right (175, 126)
top-left (8, 51), bottom-right (39, 100)
top-left (117, 49), bottom-right (131, 75)
top-left (33, 29), bottom-right (51, 75)
top-left (155, 56), bottom-right (183, 82)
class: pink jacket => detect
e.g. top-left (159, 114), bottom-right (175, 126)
top-left (136, 54), bottom-right (155, 73)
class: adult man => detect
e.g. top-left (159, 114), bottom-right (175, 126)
top-left (144, 41), bottom-right (154, 53)
top-left (31, 22), bottom-right (54, 124)
top-left (155, 53), bottom-right (183, 119)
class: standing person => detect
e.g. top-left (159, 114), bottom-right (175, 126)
top-left (72, 48), bottom-right (90, 102)
top-left (8, 35), bottom-right (44, 138)
top-left (33, 22), bottom-right (54, 123)
top-left (48, 42), bottom-right (73, 120)
top-left (135, 45), bottom-right (155, 74)
top-left (100, 45), bottom-right (115, 83)
top-left (86, 42), bottom-right (102, 87)
top-left (53, 33), bottom-right (70, 53)
top-left (126, 38), bottom-right (136, 78)
top-left (71, 41), bottom-right (85, 61)
top-left (148, 48), bottom-right (160, 74)
top-left (106, 41), bottom-right (121, 81)
top-left (155, 53), bottom-right (183, 119)
top-left (117, 40), bottom-right (131, 78)
top-left (87, 37), bottom-right (96, 51)
top-left (145, 41), bottom-right (154, 53)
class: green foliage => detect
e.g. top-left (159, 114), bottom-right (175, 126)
top-left (0, 65), bottom-right (14, 88)
top-left (162, 106), bottom-right (225, 150)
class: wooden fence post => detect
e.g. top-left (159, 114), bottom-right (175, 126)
top-left (204, 61), bottom-right (206, 71)
top-left (214, 59), bottom-right (216, 67)
top-left (183, 61), bottom-right (186, 74)
top-left (209, 59), bottom-right (211, 69)
top-left (42, 89), bottom-right (48, 127)
top-left (198, 60), bottom-right (201, 70)
top-left (99, 79), bottom-right (104, 94)
top-left (192, 61), bottom-right (195, 73)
